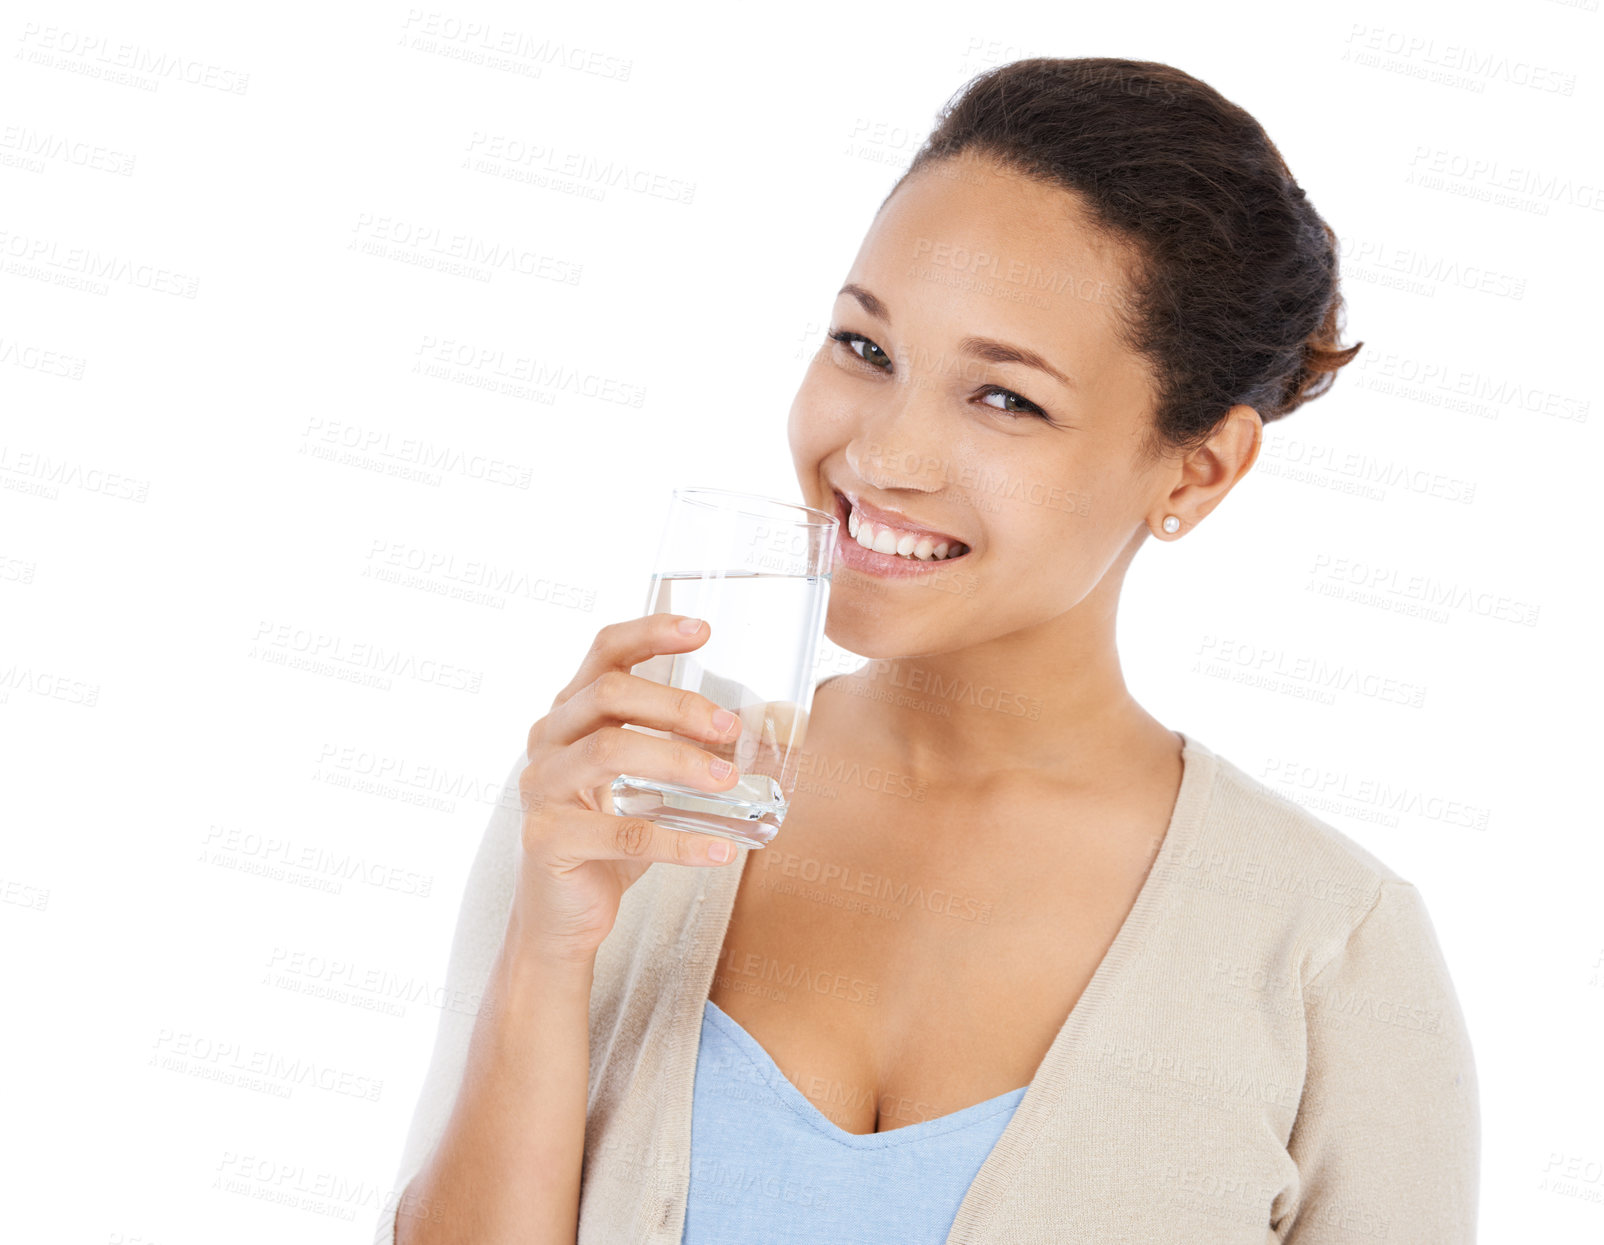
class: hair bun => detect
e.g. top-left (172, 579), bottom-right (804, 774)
top-left (1274, 220), bottom-right (1363, 417)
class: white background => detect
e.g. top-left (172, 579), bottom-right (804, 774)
top-left (2, 0), bottom-right (1600, 1241)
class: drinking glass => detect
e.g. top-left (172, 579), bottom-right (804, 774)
top-left (610, 487), bottom-right (838, 849)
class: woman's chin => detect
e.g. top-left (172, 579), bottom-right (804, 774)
top-left (823, 610), bottom-right (943, 664)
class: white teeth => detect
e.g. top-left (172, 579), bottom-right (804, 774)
top-left (844, 501), bottom-right (967, 561)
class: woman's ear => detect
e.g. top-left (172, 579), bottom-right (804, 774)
top-left (1149, 404), bottom-right (1263, 535)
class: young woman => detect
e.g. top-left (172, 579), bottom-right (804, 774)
top-left (381, 58), bottom-right (1478, 1245)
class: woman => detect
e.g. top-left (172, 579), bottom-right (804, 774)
top-left (380, 57), bottom-right (1479, 1244)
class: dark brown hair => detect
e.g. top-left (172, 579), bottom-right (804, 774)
top-left (886, 57), bottom-right (1362, 459)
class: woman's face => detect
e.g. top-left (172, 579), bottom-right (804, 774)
top-left (789, 154), bottom-right (1184, 660)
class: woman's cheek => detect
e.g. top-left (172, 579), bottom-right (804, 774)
top-left (787, 376), bottom-right (839, 457)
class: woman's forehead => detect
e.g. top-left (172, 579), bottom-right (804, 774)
top-left (875, 159), bottom-right (1123, 260)
top-left (841, 163), bottom-right (1141, 375)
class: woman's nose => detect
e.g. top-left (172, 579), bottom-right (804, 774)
top-left (846, 436), bottom-right (951, 494)
top-left (844, 380), bottom-right (954, 493)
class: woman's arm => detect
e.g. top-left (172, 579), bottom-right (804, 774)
top-left (376, 615), bottom-right (750, 1242)
top-left (394, 937), bottom-right (595, 1244)
top-left (372, 750), bottom-right (593, 1245)
top-left (1279, 878), bottom-right (1481, 1243)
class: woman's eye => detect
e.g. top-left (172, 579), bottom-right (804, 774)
top-left (826, 329), bottom-right (1052, 423)
top-left (978, 386), bottom-right (1048, 419)
top-left (827, 329), bottom-right (891, 371)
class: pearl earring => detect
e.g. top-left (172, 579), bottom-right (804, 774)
top-left (1161, 516), bottom-right (1181, 534)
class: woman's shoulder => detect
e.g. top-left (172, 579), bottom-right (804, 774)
top-left (1184, 731), bottom-right (1405, 886)
top-left (1174, 735), bottom-right (1473, 1073)
top-left (1176, 732), bottom-right (1432, 973)
top-left (1172, 736), bottom-right (1479, 1236)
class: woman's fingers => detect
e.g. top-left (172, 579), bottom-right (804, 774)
top-left (549, 613), bottom-right (712, 712)
top-left (530, 722), bottom-right (742, 807)
top-left (544, 666), bottom-right (741, 750)
top-left (529, 802), bottom-right (743, 868)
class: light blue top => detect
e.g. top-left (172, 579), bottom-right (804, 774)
top-left (683, 998), bottom-right (1028, 1244)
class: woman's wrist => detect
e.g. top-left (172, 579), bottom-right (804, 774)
top-left (491, 933), bottom-right (597, 1012)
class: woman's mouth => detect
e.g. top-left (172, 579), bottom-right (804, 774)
top-left (831, 489), bottom-right (972, 578)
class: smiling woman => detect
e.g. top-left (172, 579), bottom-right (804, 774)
top-left (379, 57), bottom-right (1478, 1245)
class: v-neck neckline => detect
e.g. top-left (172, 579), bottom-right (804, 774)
top-left (700, 997), bottom-right (1029, 1148)
top-left (675, 728), bottom-right (1217, 1240)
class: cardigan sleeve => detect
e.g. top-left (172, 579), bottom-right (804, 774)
top-left (369, 749), bottom-right (529, 1245)
top-left (1278, 878), bottom-right (1480, 1243)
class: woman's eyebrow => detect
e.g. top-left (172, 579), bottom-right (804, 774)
top-left (839, 282), bottom-right (892, 323)
top-left (837, 281), bottom-right (1077, 391)
top-left (957, 335), bottom-right (1078, 391)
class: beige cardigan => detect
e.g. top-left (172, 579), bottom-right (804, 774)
top-left (374, 731), bottom-right (1479, 1243)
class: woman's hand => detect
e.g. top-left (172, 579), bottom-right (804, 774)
top-left (510, 613), bottom-right (746, 965)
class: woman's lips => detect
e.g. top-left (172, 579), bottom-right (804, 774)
top-left (831, 489), bottom-right (972, 579)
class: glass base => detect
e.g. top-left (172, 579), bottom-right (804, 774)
top-left (610, 774), bottom-right (784, 850)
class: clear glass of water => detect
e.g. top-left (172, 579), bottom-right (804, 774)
top-left (610, 487), bottom-right (838, 850)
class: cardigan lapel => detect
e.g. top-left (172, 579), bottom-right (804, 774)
top-left (648, 732), bottom-right (1216, 1244)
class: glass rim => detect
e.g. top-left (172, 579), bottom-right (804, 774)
top-left (669, 486), bottom-right (838, 529)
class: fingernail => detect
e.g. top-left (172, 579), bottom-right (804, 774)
top-left (677, 617), bottom-right (704, 634)
top-left (708, 840), bottom-right (734, 862)
top-left (712, 708), bottom-right (738, 735)
top-left (710, 758), bottom-right (733, 779)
